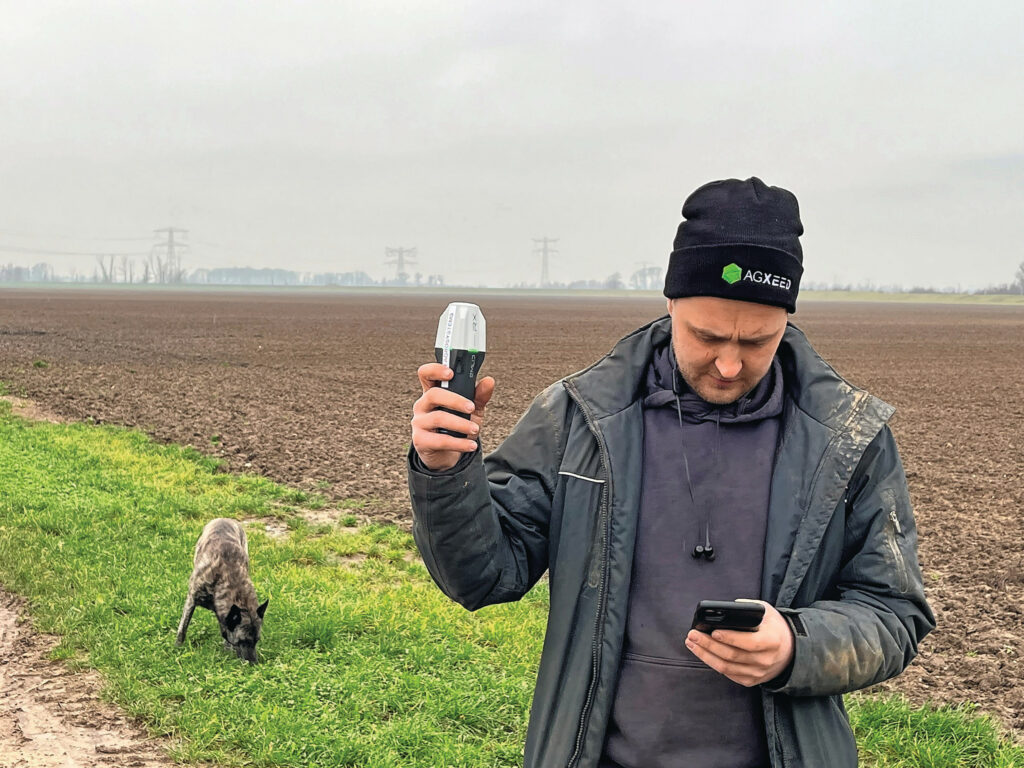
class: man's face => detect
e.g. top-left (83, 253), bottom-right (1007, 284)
top-left (667, 296), bottom-right (788, 405)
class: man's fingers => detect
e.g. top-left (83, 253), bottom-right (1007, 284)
top-left (414, 387), bottom-right (476, 416)
top-left (416, 366), bottom-right (493, 423)
top-left (474, 376), bottom-right (496, 411)
top-left (709, 628), bottom-right (772, 652)
top-left (417, 363), bottom-right (453, 393)
top-left (686, 627), bottom-right (787, 688)
top-left (416, 409), bottom-right (481, 437)
top-left (414, 430), bottom-right (479, 455)
top-left (686, 629), bottom-right (776, 664)
top-left (688, 631), bottom-right (749, 663)
top-left (684, 636), bottom-right (763, 687)
top-left (685, 638), bottom-right (725, 673)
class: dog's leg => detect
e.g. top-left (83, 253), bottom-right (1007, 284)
top-left (175, 593), bottom-right (197, 645)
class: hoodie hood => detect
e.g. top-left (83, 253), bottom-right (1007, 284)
top-left (642, 339), bottom-right (784, 424)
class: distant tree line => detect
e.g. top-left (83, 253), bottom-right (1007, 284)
top-left (801, 280), bottom-right (969, 294)
top-left (188, 267), bottom-right (382, 286)
top-left (3, 260), bottom-right (1023, 294)
top-left (974, 260), bottom-right (1024, 295)
top-left (0, 262), bottom-right (402, 287)
top-left (0, 263), bottom-right (55, 282)
top-left (508, 272), bottom-right (627, 291)
top-left (801, 260), bottom-right (1024, 296)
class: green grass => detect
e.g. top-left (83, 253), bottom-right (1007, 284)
top-left (0, 401), bottom-right (1021, 767)
top-left (849, 695), bottom-right (1024, 767)
top-left (0, 402), bottom-right (545, 766)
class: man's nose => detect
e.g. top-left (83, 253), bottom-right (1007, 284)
top-left (715, 355), bottom-right (742, 379)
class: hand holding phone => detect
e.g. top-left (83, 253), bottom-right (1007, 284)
top-left (685, 599), bottom-right (794, 688)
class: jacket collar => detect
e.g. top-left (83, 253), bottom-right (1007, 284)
top-left (563, 316), bottom-right (894, 435)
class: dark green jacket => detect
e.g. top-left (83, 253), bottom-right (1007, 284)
top-left (408, 317), bottom-right (935, 768)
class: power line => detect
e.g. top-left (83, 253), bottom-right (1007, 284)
top-left (0, 243), bottom-right (151, 257)
top-left (0, 229), bottom-right (155, 242)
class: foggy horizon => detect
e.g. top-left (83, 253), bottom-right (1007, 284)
top-left (2, 2), bottom-right (1022, 291)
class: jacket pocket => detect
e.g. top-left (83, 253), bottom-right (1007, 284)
top-left (552, 469), bottom-right (605, 585)
top-left (882, 488), bottom-right (909, 594)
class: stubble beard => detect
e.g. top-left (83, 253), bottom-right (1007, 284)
top-left (676, 362), bottom-right (757, 406)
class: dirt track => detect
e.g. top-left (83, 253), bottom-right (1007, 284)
top-left (1, 288), bottom-right (1023, 736)
top-left (0, 591), bottom-right (173, 767)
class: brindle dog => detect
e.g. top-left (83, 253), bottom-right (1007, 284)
top-left (176, 518), bottom-right (268, 663)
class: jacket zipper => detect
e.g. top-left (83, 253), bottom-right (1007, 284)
top-left (564, 380), bottom-right (612, 768)
top-left (772, 705), bottom-right (789, 768)
top-left (887, 508), bottom-right (909, 593)
top-left (889, 507), bottom-right (902, 534)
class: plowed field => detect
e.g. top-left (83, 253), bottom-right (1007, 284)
top-left (1, 288), bottom-right (1022, 733)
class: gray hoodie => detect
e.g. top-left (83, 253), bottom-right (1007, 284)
top-left (601, 342), bottom-right (782, 767)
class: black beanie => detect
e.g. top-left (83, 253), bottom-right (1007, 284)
top-left (663, 177), bottom-right (804, 313)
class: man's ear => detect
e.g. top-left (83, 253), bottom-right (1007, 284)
top-left (226, 604), bottom-right (242, 632)
top-left (666, 297), bottom-right (674, 317)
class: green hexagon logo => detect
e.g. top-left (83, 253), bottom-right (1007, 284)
top-left (722, 263), bottom-right (743, 284)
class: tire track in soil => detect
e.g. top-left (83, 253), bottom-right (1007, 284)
top-left (0, 591), bottom-right (175, 768)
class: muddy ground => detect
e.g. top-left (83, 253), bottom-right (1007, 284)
top-left (0, 591), bottom-right (174, 767)
top-left (1, 288), bottom-right (1022, 737)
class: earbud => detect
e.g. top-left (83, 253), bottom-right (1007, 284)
top-left (692, 543), bottom-right (716, 561)
top-left (692, 524), bottom-right (716, 561)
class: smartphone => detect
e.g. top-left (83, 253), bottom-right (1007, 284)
top-left (690, 600), bottom-right (765, 633)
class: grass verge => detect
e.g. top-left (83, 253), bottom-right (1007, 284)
top-left (0, 401), bottom-right (1020, 767)
top-left (848, 695), bottom-right (1023, 767)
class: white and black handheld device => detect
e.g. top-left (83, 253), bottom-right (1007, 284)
top-left (434, 302), bottom-right (486, 438)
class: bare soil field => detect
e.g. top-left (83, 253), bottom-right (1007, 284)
top-left (1, 288), bottom-right (1022, 734)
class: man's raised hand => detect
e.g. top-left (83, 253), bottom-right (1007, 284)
top-left (412, 363), bottom-right (496, 471)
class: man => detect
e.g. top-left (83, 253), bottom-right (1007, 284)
top-left (408, 178), bottom-right (934, 767)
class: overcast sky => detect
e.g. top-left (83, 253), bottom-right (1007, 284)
top-left (1, 1), bottom-right (1021, 289)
